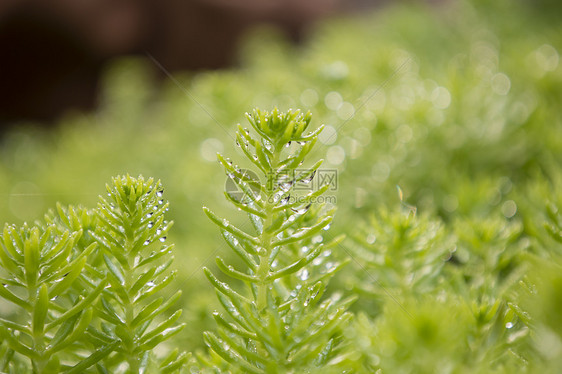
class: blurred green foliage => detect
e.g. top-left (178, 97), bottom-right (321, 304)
top-left (1, 0), bottom-right (561, 372)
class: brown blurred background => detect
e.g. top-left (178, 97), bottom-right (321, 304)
top-left (0, 0), bottom-right (386, 129)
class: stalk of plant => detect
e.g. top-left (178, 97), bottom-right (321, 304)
top-left (203, 108), bottom-right (354, 372)
top-left (92, 175), bottom-right (188, 373)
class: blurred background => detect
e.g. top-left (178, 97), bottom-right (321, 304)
top-left (0, 0), bottom-right (561, 364)
top-left (0, 0), bottom-right (391, 125)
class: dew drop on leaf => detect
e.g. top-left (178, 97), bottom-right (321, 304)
top-left (280, 181), bottom-right (293, 192)
top-left (159, 236), bottom-right (167, 242)
top-left (156, 190), bottom-right (164, 197)
top-left (144, 240), bottom-right (150, 245)
top-left (291, 204), bottom-right (311, 215)
top-left (280, 195), bottom-right (290, 206)
top-left (312, 235), bottom-right (323, 243)
top-left (299, 269), bottom-right (310, 281)
top-left (300, 171), bottom-right (316, 184)
top-left (148, 222), bottom-right (154, 228)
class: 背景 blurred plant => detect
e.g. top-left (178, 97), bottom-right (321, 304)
top-left (0, 175), bottom-right (187, 373)
top-left (201, 108), bottom-right (355, 372)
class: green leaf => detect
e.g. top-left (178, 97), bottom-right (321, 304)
top-left (49, 257), bottom-right (87, 298)
top-left (0, 284), bottom-right (31, 311)
top-left (216, 257), bottom-right (258, 283)
top-left (33, 284), bottom-right (49, 336)
top-left (204, 268), bottom-right (251, 304)
top-left (203, 332), bottom-right (262, 374)
top-left (65, 340), bottom-right (120, 374)
top-left (103, 254), bottom-right (125, 285)
top-left (203, 208), bottom-right (259, 245)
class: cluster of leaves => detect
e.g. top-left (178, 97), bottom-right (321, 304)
top-left (0, 176), bottom-right (187, 373)
top-left (0, 0), bottom-right (561, 371)
top-left (200, 109), bottom-right (354, 372)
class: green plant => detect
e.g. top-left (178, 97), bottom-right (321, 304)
top-left (201, 108), bottom-right (354, 372)
top-left (0, 176), bottom-right (187, 373)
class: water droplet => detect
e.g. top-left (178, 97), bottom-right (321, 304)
top-left (366, 233), bottom-right (376, 244)
top-left (144, 240), bottom-right (150, 245)
top-left (313, 258), bottom-right (322, 266)
top-left (148, 222), bottom-right (154, 228)
top-left (301, 246), bottom-right (309, 254)
top-left (159, 237), bottom-right (167, 242)
top-left (299, 269), bottom-right (310, 281)
top-left (146, 281), bottom-right (155, 287)
top-left (285, 141), bottom-right (292, 148)
top-left (227, 173), bottom-right (235, 179)
top-left (288, 215), bottom-right (296, 222)
top-left (506, 322), bottom-right (514, 329)
top-left (226, 158), bottom-right (233, 166)
top-left (325, 262), bottom-right (335, 271)
top-left (156, 229), bottom-right (162, 235)
top-left (236, 140), bottom-right (241, 147)
top-left (291, 204), bottom-right (311, 215)
top-left (312, 235), bottom-right (323, 244)
top-left (297, 141), bottom-right (307, 146)
top-left (222, 219), bottom-right (229, 227)
top-left (272, 260), bottom-right (278, 268)
top-left (279, 195), bottom-right (290, 206)
top-left (146, 212), bottom-right (153, 218)
top-left (280, 181), bottom-right (293, 192)
top-left (300, 171), bottom-right (316, 184)
top-left (156, 190), bottom-right (164, 197)
top-left (323, 224), bottom-right (331, 231)
top-left (158, 199), bottom-right (164, 205)
top-left (322, 250), bottom-right (331, 257)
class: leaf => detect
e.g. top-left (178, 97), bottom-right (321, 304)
top-left (216, 257), bottom-right (258, 283)
top-left (203, 208), bottom-right (259, 245)
top-left (160, 351), bottom-right (190, 374)
top-left (204, 268), bottom-right (251, 304)
top-left (49, 257), bottom-right (87, 297)
top-left (65, 340), bottom-right (120, 374)
top-left (0, 284), bottom-right (31, 311)
top-left (49, 308), bottom-right (93, 354)
top-left (203, 332), bottom-right (262, 374)
top-left (33, 284), bottom-right (49, 336)
top-left (47, 279), bottom-right (106, 329)
top-left (103, 254), bottom-right (125, 285)
top-left (274, 216), bottom-right (334, 247)
top-left (135, 323), bottom-right (186, 352)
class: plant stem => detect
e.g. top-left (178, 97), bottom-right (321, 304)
top-left (256, 144), bottom-right (281, 311)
